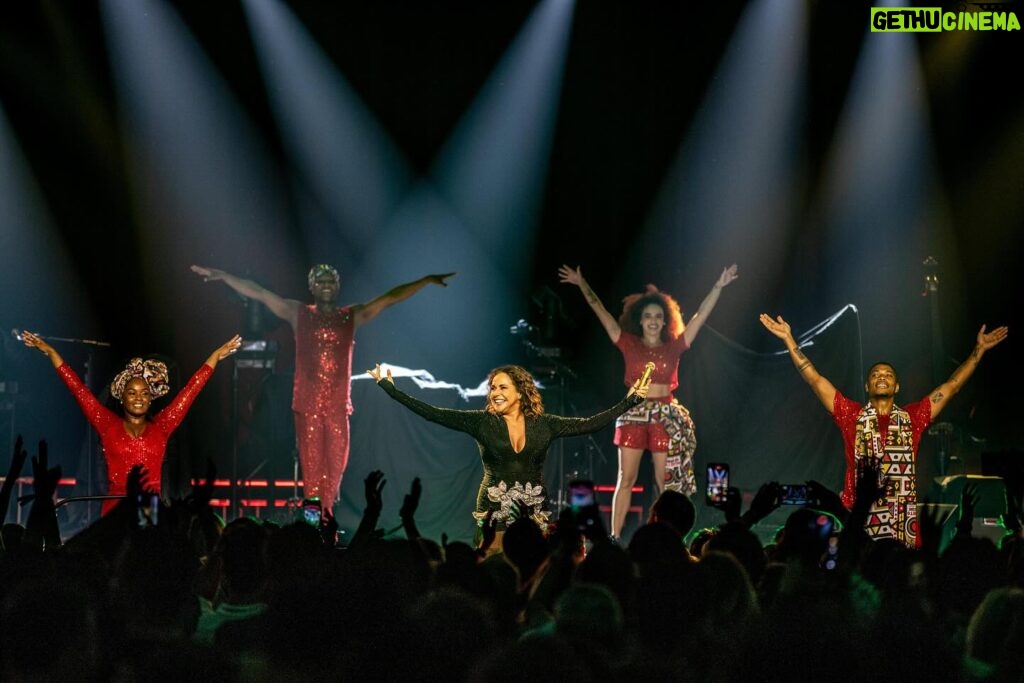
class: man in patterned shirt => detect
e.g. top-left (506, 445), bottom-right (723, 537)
top-left (760, 313), bottom-right (1007, 547)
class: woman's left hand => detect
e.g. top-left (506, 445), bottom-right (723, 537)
top-left (214, 335), bottom-right (242, 360)
top-left (628, 376), bottom-right (651, 401)
top-left (205, 334), bottom-right (241, 368)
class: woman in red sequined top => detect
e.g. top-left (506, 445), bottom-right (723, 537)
top-left (22, 331), bottom-right (241, 514)
top-left (560, 264), bottom-right (738, 540)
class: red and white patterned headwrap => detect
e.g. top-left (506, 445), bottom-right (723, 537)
top-left (110, 358), bottom-right (170, 400)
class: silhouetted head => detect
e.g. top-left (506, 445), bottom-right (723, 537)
top-left (649, 489), bottom-right (696, 537)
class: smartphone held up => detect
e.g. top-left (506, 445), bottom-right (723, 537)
top-left (302, 497), bottom-right (322, 526)
top-left (779, 483), bottom-right (810, 506)
top-left (568, 479), bottom-right (601, 535)
top-left (706, 463), bottom-right (729, 507)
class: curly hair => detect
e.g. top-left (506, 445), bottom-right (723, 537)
top-left (485, 365), bottom-right (544, 418)
top-left (618, 284), bottom-right (684, 341)
top-left (110, 358), bottom-right (170, 401)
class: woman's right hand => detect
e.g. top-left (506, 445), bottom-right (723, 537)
top-left (557, 264), bottom-right (584, 287)
top-left (368, 363), bottom-right (394, 384)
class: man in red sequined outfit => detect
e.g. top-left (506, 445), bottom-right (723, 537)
top-left (192, 264), bottom-right (454, 511)
top-left (760, 313), bottom-right (1007, 547)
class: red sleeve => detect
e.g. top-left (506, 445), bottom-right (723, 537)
top-left (672, 334), bottom-right (690, 355)
top-left (831, 390), bottom-right (860, 426)
top-left (904, 397), bottom-right (933, 447)
top-left (56, 363), bottom-right (119, 434)
top-left (153, 364), bottom-right (214, 435)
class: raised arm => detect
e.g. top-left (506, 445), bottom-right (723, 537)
top-left (153, 335), bottom-right (241, 435)
top-left (558, 265), bottom-right (620, 343)
top-left (759, 313), bottom-right (837, 413)
top-left (203, 334), bottom-right (242, 370)
top-left (21, 331), bottom-right (65, 369)
top-left (353, 273), bottom-right (455, 328)
top-left (23, 331), bottom-right (117, 431)
top-left (682, 264), bottom-right (738, 347)
top-left (550, 370), bottom-right (649, 437)
top-left (369, 363), bottom-right (481, 434)
top-left (191, 265), bottom-right (301, 329)
top-left (927, 324), bottom-right (1008, 420)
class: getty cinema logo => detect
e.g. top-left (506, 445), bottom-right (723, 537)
top-left (871, 4), bottom-right (1021, 31)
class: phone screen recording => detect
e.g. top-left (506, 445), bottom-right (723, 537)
top-left (706, 463), bottom-right (729, 506)
top-left (568, 480), bottom-right (596, 510)
top-left (302, 498), bottom-right (322, 526)
top-left (568, 480), bottom-right (599, 533)
top-left (779, 484), bottom-right (810, 506)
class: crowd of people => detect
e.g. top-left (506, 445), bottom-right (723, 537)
top-left (1, 437), bottom-right (1022, 681)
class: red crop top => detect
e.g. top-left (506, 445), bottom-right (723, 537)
top-left (614, 332), bottom-right (690, 391)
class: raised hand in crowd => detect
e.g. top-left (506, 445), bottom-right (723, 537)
top-left (477, 510), bottom-right (498, 557)
top-left (364, 469), bottom-right (386, 516)
top-left (955, 481), bottom-right (981, 540)
top-left (1001, 481), bottom-right (1022, 537)
top-left (839, 459), bottom-right (886, 557)
top-left (400, 477), bottom-right (422, 541)
top-left (351, 470), bottom-right (387, 548)
top-left (739, 481), bottom-right (781, 529)
top-left (806, 479), bottom-right (845, 521)
top-left (721, 486), bottom-right (743, 524)
top-left (916, 502), bottom-right (949, 561)
top-left (852, 459), bottom-right (886, 516)
top-left (0, 434), bottom-right (28, 527)
top-left (25, 440), bottom-right (62, 550)
top-left (320, 506), bottom-right (340, 548)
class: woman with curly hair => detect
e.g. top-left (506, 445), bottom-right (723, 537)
top-left (559, 264), bottom-right (738, 541)
top-left (22, 330), bottom-right (241, 513)
top-left (369, 363), bottom-right (650, 538)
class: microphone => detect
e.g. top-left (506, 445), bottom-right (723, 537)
top-left (638, 361), bottom-right (655, 387)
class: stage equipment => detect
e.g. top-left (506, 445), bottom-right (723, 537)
top-left (231, 339), bottom-right (278, 519)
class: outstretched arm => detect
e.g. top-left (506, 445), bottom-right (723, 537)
top-left (369, 363), bottom-right (481, 434)
top-left (21, 331), bottom-right (65, 369)
top-left (927, 324), bottom-right (1008, 420)
top-left (551, 370), bottom-right (649, 437)
top-left (759, 313), bottom-right (837, 413)
top-left (191, 265), bottom-right (301, 329)
top-left (558, 265), bottom-right (621, 343)
top-left (353, 273), bottom-right (455, 328)
top-left (683, 264), bottom-right (739, 347)
top-left (203, 334), bottom-right (242, 370)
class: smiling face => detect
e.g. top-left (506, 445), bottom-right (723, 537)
top-left (487, 372), bottom-right (522, 416)
top-left (865, 363), bottom-right (899, 399)
top-left (121, 377), bottom-right (153, 417)
top-left (640, 303), bottom-right (666, 340)
top-left (309, 273), bottom-right (340, 305)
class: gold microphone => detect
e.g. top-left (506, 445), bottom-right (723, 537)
top-left (638, 361), bottom-right (655, 388)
